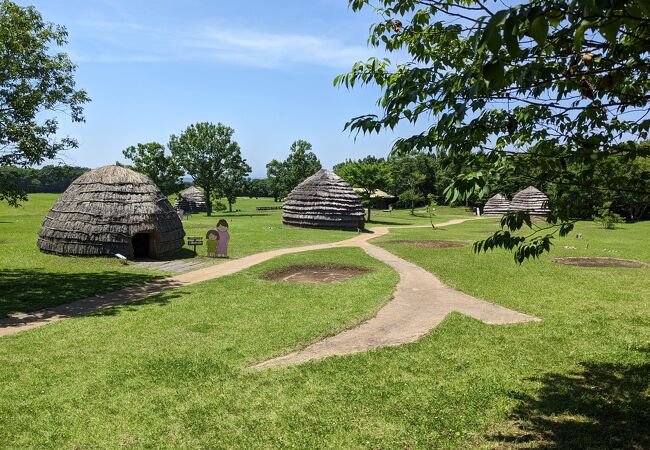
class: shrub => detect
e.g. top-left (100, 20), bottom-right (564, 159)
top-left (593, 202), bottom-right (623, 229)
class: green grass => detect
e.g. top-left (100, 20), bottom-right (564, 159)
top-left (0, 194), bottom-right (468, 317)
top-left (1, 197), bottom-right (647, 448)
top-left (0, 247), bottom-right (401, 448)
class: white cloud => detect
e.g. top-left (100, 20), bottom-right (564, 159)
top-left (71, 19), bottom-right (371, 69)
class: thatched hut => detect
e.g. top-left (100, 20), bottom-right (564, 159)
top-left (510, 186), bottom-right (550, 216)
top-left (482, 193), bottom-right (511, 216)
top-left (38, 165), bottom-right (185, 259)
top-left (174, 186), bottom-right (207, 212)
top-left (283, 169), bottom-right (365, 230)
top-left (353, 188), bottom-right (397, 210)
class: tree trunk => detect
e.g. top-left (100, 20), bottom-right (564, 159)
top-left (228, 198), bottom-right (233, 212)
top-left (367, 207), bottom-right (371, 221)
top-left (205, 188), bottom-right (212, 216)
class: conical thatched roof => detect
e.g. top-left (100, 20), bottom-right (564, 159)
top-left (482, 193), bottom-right (511, 216)
top-left (510, 186), bottom-right (550, 216)
top-left (283, 169), bottom-right (365, 230)
top-left (38, 165), bottom-right (185, 258)
top-left (175, 185), bottom-right (207, 212)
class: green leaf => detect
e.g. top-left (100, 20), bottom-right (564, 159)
top-left (503, 14), bottom-right (521, 57)
top-left (529, 15), bottom-right (548, 46)
top-left (599, 19), bottom-right (619, 43)
top-left (574, 19), bottom-right (590, 51)
top-left (548, 10), bottom-right (563, 27)
top-left (482, 59), bottom-right (504, 88)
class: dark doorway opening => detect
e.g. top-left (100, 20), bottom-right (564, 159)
top-left (132, 233), bottom-right (151, 258)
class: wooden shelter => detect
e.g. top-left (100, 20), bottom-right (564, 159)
top-left (283, 169), bottom-right (365, 230)
top-left (510, 186), bottom-right (550, 216)
top-left (174, 186), bottom-right (207, 212)
top-left (482, 193), bottom-right (511, 216)
top-left (353, 188), bottom-right (397, 210)
top-left (38, 165), bottom-right (186, 259)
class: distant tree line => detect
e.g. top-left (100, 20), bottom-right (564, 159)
top-left (0, 165), bottom-right (89, 194)
top-left (333, 150), bottom-right (650, 221)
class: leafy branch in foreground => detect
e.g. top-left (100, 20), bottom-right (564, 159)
top-left (337, 0), bottom-right (649, 262)
top-left (474, 210), bottom-right (576, 263)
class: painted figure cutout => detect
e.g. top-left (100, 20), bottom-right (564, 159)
top-left (206, 229), bottom-right (218, 258)
top-left (216, 219), bottom-right (230, 257)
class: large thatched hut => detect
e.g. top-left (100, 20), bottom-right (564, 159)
top-left (38, 165), bottom-right (185, 258)
top-left (510, 186), bottom-right (550, 216)
top-left (174, 186), bottom-right (207, 212)
top-left (282, 169), bottom-right (365, 230)
top-left (482, 193), bottom-right (511, 216)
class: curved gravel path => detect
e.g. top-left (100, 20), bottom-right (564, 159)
top-left (253, 241), bottom-right (539, 368)
top-left (0, 218), bottom-right (539, 345)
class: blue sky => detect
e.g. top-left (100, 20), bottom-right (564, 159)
top-left (24, 0), bottom-right (414, 178)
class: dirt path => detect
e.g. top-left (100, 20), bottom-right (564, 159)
top-left (253, 242), bottom-right (540, 368)
top-left (1, 218), bottom-right (538, 343)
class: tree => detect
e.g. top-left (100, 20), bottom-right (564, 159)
top-left (122, 142), bottom-right (184, 196)
top-left (399, 188), bottom-right (425, 215)
top-left (265, 140), bottom-right (322, 201)
top-left (220, 148), bottom-right (251, 212)
top-left (336, 157), bottom-right (389, 221)
top-left (389, 154), bottom-right (428, 200)
top-left (0, 1), bottom-right (89, 206)
top-left (245, 178), bottom-right (271, 198)
top-left (337, 0), bottom-right (650, 263)
top-left (169, 122), bottom-right (240, 216)
top-left (284, 140), bottom-right (322, 190)
top-left (266, 159), bottom-right (289, 201)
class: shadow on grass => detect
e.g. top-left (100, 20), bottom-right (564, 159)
top-left (491, 360), bottom-right (650, 449)
top-left (0, 268), bottom-right (163, 318)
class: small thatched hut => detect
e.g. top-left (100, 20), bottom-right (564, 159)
top-left (174, 186), bottom-right (207, 212)
top-left (283, 169), bottom-right (365, 230)
top-left (353, 187), bottom-right (397, 210)
top-left (510, 186), bottom-right (550, 216)
top-left (482, 193), bottom-right (511, 216)
top-left (38, 165), bottom-right (185, 258)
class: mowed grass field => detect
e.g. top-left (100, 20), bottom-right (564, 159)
top-left (0, 193), bottom-right (468, 317)
top-left (0, 194), bottom-right (648, 448)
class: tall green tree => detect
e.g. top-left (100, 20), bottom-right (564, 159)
top-left (265, 140), bottom-right (322, 200)
top-left (122, 142), bottom-right (184, 196)
top-left (265, 159), bottom-right (289, 201)
top-left (0, 1), bottom-right (89, 206)
top-left (338, 0), bottom-right (650, 262)
top-left (284, 140), bottom-right (322, 191)
top-left (335, 157), bottom-right (389, 221)
top-left (169, 122), bottom-right (240, 216)
top-left (220, 149), bottom-right (252, 212)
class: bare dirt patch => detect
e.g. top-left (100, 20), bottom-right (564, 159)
top-left (386, 240), bottom-right (466, 249)
top-left (553, 257), bottom-right (648, 268)
top-left (261, 264), bottom-right (370, 284)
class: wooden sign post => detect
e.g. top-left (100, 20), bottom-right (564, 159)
top-left (187, 236), bottom-right (203, 255)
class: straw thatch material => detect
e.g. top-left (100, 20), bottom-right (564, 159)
top-left (174, 186), bottom-right (207, 212)
top-left (283, 169), bottom-right (365, 230)
top-left (482, 193), bottom-right (511, 216)
top-left (510, 186), bottom-right (550, 216)
top-left (38, 165), bottom-right (185, 258)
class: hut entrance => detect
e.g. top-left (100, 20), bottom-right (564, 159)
top-left (132, 232), bottom-right (154, 258)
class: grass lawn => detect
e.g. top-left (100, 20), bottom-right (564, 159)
top-left (0, 193), bottom-right (468, 317)
top-left (0, 206), bottom-right (647, 448)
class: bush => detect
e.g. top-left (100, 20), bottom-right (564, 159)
top-left (214, 201), bottom-right (227, 212)
top-left (593, 202), bottom-right (623, 229)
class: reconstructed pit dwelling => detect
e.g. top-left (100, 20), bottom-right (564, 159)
top-left (282, 169), bottom-right (366, 230)
top-left (37, 165), bottom-right (185, 259)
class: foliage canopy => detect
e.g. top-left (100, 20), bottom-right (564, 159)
top-left (122, 142), bottom-right (184, 196)
top-left (337, 0), bottom-right (650, 262)
top-left (0, 1), bottom-right (89, 206)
